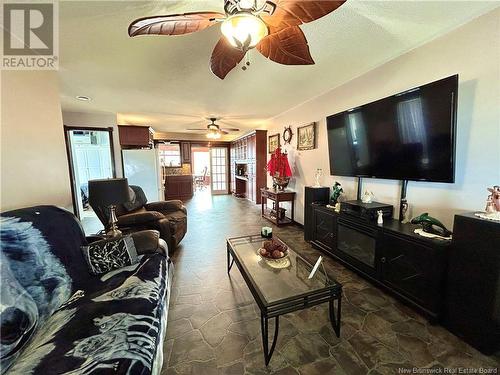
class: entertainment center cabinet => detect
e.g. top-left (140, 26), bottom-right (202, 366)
top-left (306, 199), bottom-right (449, 321)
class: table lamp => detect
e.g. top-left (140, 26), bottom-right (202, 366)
top-left (88, 178), bottom-right (130, 237)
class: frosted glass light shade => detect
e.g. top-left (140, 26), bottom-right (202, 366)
top-left (206, 131), bottom-right (221, 139)
top-left (221, 13), bottom-right (268, 49)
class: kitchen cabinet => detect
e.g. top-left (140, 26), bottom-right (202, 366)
top-left (118, 125), bottom-right (153, 148)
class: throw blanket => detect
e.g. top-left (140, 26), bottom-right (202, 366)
top-left (1, 206), bottom-right (170, 375)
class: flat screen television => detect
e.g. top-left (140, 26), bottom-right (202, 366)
top-left (327, 75), bottom-right (458, 182)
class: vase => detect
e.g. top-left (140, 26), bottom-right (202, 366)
top-left (272, 176), bottom-right (290, 191)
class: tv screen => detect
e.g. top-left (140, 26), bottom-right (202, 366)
top-left (327, 75), bottom-right (458, 183)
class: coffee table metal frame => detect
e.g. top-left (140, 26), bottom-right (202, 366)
top-left (226, 235), bottom-right (342, 366)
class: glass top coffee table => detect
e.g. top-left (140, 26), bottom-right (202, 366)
top-left (226, 235), bottom-right (342, 366)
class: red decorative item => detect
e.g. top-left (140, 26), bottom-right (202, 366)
top-left (267, 147), bottom-right (292, 190)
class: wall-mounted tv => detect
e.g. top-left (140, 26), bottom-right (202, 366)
top-left (327, 75), bottom-right (458, 183)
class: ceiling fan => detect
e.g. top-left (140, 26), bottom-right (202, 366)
top-left (186, 117), bottom-right (240, 139)
top-left (128, 0), bottom-right (346, 79)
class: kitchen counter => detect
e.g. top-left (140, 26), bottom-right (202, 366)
top-left (164, 175), bottom-right (193, 201)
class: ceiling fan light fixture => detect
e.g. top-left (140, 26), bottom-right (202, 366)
top-left (206, 130), bottom-right (221, 139)
top-left (221, 13), bottom-right (268, 50)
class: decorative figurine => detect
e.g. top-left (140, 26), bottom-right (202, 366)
top-left (330, 182), bottom-right (343, 206)
top-left (377, 210), bottom-right (384, 225)
top-left (400, 199), bottom-right (410, 223)
top-left (266, 147), bottom-right (292, 191)
top-left (411, 213), bottom-right (452, 238)
top-left (485, 186), bottom-right (500, 212)
top-left (313, 168), bottom-right (323, 187)
top-left (361, 190), bottom-right (374, 204)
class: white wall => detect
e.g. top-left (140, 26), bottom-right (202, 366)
top-left (266, 9), bottom-right (500, 229)
top-left (1, 71), bottom-right (73, 211)
top-left (62, 111), bottom-right (123, 177)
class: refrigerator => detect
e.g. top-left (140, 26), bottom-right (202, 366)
top-left (122, 148), bottom-right (164, 202)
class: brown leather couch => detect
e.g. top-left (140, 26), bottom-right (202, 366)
top-left (91, 185), bottom-right (187, 251)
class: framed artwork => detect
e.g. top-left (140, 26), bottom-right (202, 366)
top-left (268, 133), bottom-right (280, 154)
top-left (297, 122), bottom-right (316, 150)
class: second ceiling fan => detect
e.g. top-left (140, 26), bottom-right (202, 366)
top-left (186, 117), bottom-right (240, 139)
top-left (128, 0), bottom-right (346, 79)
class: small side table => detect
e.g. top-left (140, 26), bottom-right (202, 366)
top-left (261, 188), bottom-right (296, 226)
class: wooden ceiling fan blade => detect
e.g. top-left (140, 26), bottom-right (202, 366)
top-left (128, 11), bottom-right (224, 37)
top-left (210, 37), bottom-right (246, 79)
top-left (256, 26), bottom-right (314, 65)
top-left (221, 128), bottom-right (240, 132)
top-left (262, 1), bottom-right (346, 30)
top-left (220, 130), bottom-right (229, 135)
top-left (217, 120), bottom-right (240, 130)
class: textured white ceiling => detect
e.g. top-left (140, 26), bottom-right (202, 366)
top-left (58, 1), bottom-right (498, 138)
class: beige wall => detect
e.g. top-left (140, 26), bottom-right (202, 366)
top-left (1, 71), bottom-right (72, 212)
top-left (62, 111), bottom-right (123, 177)
top-left (266, 9), bottom-right (500, 229)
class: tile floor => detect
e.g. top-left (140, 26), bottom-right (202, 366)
top-left (162, 194), bottom-right (499, 374)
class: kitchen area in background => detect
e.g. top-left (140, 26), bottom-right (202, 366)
top-left (118, 125), bottom-right (231, 202)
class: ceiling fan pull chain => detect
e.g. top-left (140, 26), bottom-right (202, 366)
top-left (242, 52), bottom-right (251, 71)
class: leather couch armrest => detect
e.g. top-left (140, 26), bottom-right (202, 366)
top-left (129, 230), bottom-right (167, 256)
top-left (117, 211), bottom-right (164, 226)
top-left (145, 200), bottom-right (187, 214)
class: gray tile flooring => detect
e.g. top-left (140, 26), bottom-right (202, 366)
top-left (162, 194), bottom-right (499, 374)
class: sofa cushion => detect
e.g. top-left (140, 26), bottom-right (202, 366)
top-left (9, 253), bottom-right (170, 374)
top-left (0, 254), bottom-right (39, 373)
top-left (81, 236), bottom-right (139, 275)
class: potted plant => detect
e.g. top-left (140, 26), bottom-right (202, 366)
top-left (266, 147), bottom-right (292, 191)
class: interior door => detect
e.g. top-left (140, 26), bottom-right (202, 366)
top-left (64, 127), bottom-right (115, 234)
top-left (210, 147), bottom-right (228, 195)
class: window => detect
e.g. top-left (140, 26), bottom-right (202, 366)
top-left (158, 143), bottom-right (181, 167)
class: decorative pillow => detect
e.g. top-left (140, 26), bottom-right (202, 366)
top-left (123, 187), bottom-right (144, 212)
top-left (81, 236), bottom-right (138, 275)
top-left (0, 253), bottom-right (39, 373)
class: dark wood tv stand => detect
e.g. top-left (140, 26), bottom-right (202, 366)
top-left (306, 203), bottom-right (450, 321)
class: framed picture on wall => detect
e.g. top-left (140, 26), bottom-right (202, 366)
top-left (268, 133), bottom-right (280, 154)
top-left (297, 122), bottom-right (316, 150)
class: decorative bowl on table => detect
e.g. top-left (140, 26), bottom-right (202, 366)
top-left (258, 239), bottom-right (289, 260)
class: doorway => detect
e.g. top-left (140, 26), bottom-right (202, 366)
top-left (210, 147), bottom-right (229, 195)
top-left (64, 126), bottom-right (116, 234)
top-left (192, 146), bottom-right (211, 196)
